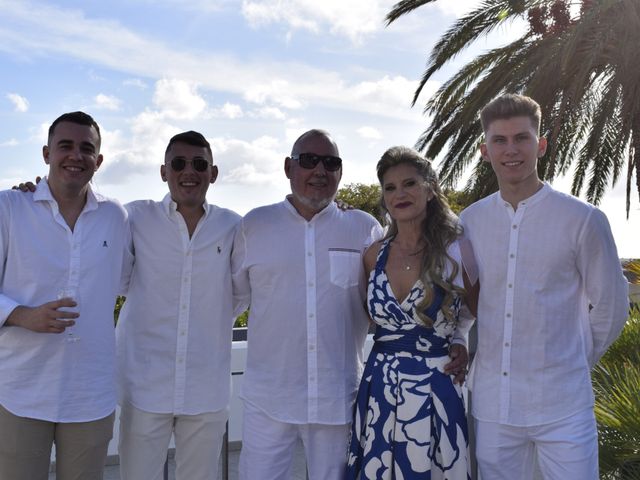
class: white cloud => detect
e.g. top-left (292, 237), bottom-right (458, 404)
top-left (435, 0), bottom-right (483, 17)
top-left (95, 93), bottom-right (121, 111)
top-left (241, 0), bottom-right (392, 44)
top-left (0, 138), bottom-right (19, 147)
top-left (6, 93), bottom-right (29, 112)
top-left (357, 126), bottom-right (382, 140)
top-left (152, 78), bottom-right (207, 120)
top-left (244, 80), bottom-right (304, 110)
top-left (123, 78), bottom-right (148, 89)
top-left (210, 136), bottom-right (284, 186)
top-left (249, 106), bottom-right (286, 120)
top-left (215, 102), bottom-right (244, 119)
top-left (0, 2), bottom-right (428, 122)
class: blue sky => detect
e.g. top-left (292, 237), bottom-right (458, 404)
top-left (0, 0), bottom-right (637, 257)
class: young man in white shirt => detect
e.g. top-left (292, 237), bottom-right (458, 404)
top-left (232, 129), bottom-right (382, 480)
top-left (0, 112), bottom-right (128, 480)
top-left (460, 94), bottom-right (629, 479)
top-left (116, 131), bottom-right (241, 480)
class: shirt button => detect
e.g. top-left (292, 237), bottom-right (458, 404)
top-left (512, 225), bottom-right (517, 229)
top-left (178, 358), bottom-right (184, 363)
top-left (182, 304), bottom-right (187, 310)
top-left (510, 254), bottom-right (515, 259)
top-left (309, 345), bottom-right (315, 351)
top-left (508, 284), bottom-right (513, 288)
top-left (503, 372), bottom-right (508, 376)
top-left (308, 281), bottom-right (314, 287)
top-left (506, 313), bottom-right (511, 318)
top-left (505, 342), bottom-right (510, 347)
top-left (309, 313), bottom-right (314, 318)
top-left (307, 251), bottom-right (312, 256)
top-left (180, 331), bottom-right (186, 336)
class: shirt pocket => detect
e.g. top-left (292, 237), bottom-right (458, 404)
top-left (329, 249), bottom-right (361, 289)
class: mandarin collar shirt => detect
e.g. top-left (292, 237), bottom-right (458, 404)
top-left (0, 179), bottom-right (128, 422)
top-left (460, 183), bottom-right (629, 426)
top-left (232, 199), bottom-right (382, 424)
top-left (116, 194), bottom-right (241, 415)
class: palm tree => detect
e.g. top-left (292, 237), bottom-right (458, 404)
top-left (386, 0), bottom-right (640, 216)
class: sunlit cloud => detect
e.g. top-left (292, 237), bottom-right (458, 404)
top-left (0, 138), bottom-right (19, 147)
top-left (6, 93), bottom-right (29, 112)
top-left (95, 93), bottom-right (121, 111)
top-left (152, 78), bottom-right (207, 120)
top-left (241, 0), bottom-right (391, 44)
top-left (357, 126), bottom-right (382, 140)
top-left (123, 78), bottom-right (148, 89)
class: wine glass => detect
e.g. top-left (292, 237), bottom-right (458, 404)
top-left (57, 288), bottom-right (80, 343)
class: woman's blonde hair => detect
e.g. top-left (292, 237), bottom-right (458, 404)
top-left (376, 146), bottom-right (464, 326)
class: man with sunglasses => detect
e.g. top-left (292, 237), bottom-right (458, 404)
top-left (116, 131), bottom-right (241, 480)
top-left (232, 129), bottom-right (382, 479)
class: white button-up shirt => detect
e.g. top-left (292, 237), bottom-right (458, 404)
top-left (460, 183), bottom-right (629, 426)
top-left (232, 199), bottom-right (382, 424)
top-left (116, 195), bottom-right (241, 415)
top-left (0, 180), bottom-right (128, 422)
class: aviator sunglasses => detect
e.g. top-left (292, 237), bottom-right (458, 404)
top-left (166, 157), bottom-right (211, 172)
top-left (291, 153), bottom-right (342, 172)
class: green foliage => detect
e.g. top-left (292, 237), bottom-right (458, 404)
top-left (336, 183), bottom-right (383, 223)
top-left (234, 310), bottom-right (248, 328)
top-left (114, 296), bottom-right (126, 325)
top-left (593, 307), bottom-right (640, 478)
top-left (337, 182), bottom-right (474, 222)
top-left (386, 0), bottom-right (640, 215)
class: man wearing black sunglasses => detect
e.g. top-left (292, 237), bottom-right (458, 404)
top-left (116, 131), bottom-right (240, 480)
top-left (233, 129), bottom-right (382, 480)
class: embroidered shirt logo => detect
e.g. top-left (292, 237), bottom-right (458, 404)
top-left (103, 241), bottom-right (108, 247)
top-left (217, 246), bottom-right (222, 254)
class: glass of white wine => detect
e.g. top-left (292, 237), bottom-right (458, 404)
top-left (57, 288), bottom-right (80, 343)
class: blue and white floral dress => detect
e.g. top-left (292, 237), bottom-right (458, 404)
top-left (346, 238), bottom-right (471, 480)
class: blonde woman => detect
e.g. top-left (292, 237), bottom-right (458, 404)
top-left (346, 146), bottom-right (477, 479)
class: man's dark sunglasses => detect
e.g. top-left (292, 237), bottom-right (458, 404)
top-left (292, 153), bottom-right (342, 172)
top-left (167, 157), bottom-right (211, 172)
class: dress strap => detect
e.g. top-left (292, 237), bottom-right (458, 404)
top-left (374, 238), bottom-right (392, 275)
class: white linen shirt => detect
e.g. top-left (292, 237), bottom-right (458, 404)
top-left (460, 183), bottom-right (629, 426)
top-left (0, 180), bottom-right (128, 422)
top-left (232, 199), bottom-right (382, 425)
top-left (116, 195), bottom-right (241, 415)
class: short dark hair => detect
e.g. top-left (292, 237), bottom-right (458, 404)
top-left (48, 111), bottom-right (101, 148)
top-left (165, 131), bottom-right (212, 158)
top-left (480, 94), bottom-right (541, 134)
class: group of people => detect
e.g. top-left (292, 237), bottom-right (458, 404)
top-left (0, 93), bottom-right (630, 480)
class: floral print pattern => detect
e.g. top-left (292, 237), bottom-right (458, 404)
top-left (346, 239), bottom-right (470, 479)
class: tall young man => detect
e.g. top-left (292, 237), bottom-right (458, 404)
top-left (461, 94), bottom-right (629, 479)
top-left (0, 112), bottom-right (128, 479)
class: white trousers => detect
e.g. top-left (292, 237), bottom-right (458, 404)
top-left (474, 408), bottom-right (598, 480)
top-left (239, 402), bottom-right (350, 480)
top-left (118, 402), bottom-right (228, 480)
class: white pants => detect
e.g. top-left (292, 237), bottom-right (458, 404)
top-left (118, 402), bottom-right (228, 480)
top-left (239, 402), bottom-right (350, 480)
top-left (475, 408), bottom-right (598, 480)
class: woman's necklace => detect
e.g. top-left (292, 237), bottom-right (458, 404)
top-left (393, 242), bottom-right (422, 271)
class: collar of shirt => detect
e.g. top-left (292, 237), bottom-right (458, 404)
top-left (495, 181), bottom-right (551, 212)
top-left (34, 176), bottom-right (103, 214)
top-left (162, 193), bottom-right (210, 219)
top-left (283, 195), bottom-right (337, 223)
